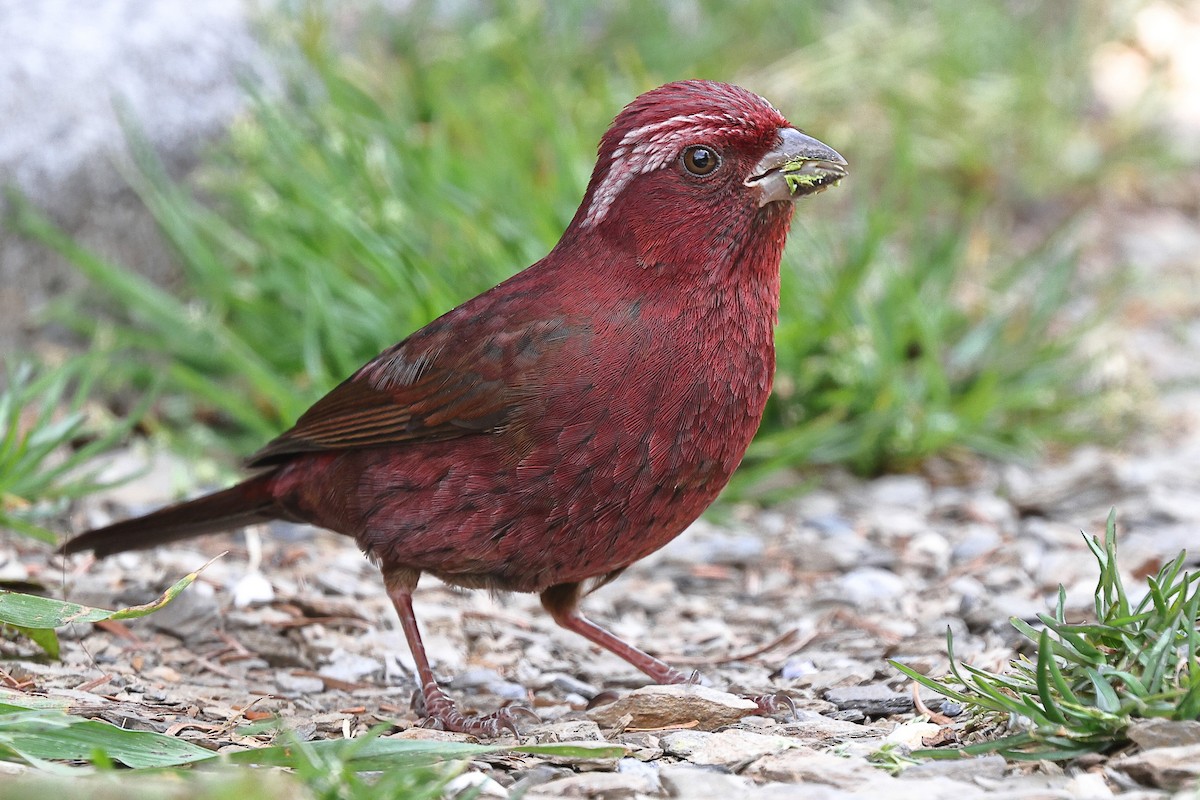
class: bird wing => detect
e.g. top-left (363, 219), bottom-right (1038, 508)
top-left (246, 301), bottom-right (576, 467)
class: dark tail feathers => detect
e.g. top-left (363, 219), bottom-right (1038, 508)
top-left (58, 473), bottom-right (279, 559)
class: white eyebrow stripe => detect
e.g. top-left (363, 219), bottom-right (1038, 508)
top-left (582, 111), bottom-right (748, 228)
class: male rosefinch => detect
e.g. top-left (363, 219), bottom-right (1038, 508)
top-left (62, 80), bottom-right (847, 735)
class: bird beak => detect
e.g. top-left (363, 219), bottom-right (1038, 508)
top-left (745, 128), bottom-right (848, 206)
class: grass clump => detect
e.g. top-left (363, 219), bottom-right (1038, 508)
top-left (894, 510), bottom-right (1200, 761)
top-left (0, 359), bottom-right (149, 542)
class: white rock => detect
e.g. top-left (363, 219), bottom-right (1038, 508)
top-left (868, 475), bottom-right (932, 510)
top-left (1064, 770), bottom-right (1113, 798)
top-left (231, 570), bottom-right (274, 608)
top-left (836, 566), bottom-right (907, 606)
top-left (884, 719), bottom-right (941, 748)
top-left (443, 771), bottom-right (507, 799)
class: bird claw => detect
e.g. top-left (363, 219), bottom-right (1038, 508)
top-left (747, 690), bottom-right (797, 720)
top-left (507, 705), bottom-right (542, 724)
top-left (411, 684), bottom-right (538, 737)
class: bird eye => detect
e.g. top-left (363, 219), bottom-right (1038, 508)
top-left (681, 146), bottom-right (720, 177)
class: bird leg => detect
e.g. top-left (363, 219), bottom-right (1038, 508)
top-left (540, 582), bottom-right (795, 718)
top-left (540, 582), bottom-right (691, 684)
top-left (385, 569), bottom-right (535, 737)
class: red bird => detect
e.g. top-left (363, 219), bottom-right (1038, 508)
top-left (61, 80), bottom-right (846, 735)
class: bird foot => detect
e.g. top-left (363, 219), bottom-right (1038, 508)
top-left (746, 690), bottom-right (797, 720)
top-left (411, 684), bottom-right (538, 737)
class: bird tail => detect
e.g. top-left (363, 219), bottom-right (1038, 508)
top-left (58, 473), bottom-right (279, 559)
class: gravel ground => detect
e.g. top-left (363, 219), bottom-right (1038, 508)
top-left (3, 413), bottom-right (1197, 798)
top-left (2, 276), bottom-right (1197, 798)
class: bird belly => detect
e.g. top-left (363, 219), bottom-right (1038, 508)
top-left (281, 371), bottom-right (765, 594)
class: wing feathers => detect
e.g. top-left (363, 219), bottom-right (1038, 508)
top-left (247, 315), bottom-right (577, 467)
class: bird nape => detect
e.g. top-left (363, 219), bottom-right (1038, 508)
top-left (60, 80), bottom-right (847, 736)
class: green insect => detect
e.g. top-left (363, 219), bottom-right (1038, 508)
top-left (782, 157), bottom-right (844, 196)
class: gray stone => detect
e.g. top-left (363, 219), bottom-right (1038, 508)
top-left (451, 667), bottom-right (507, 688)
top-left (950, 524), bottom-right (1003, 563)
top-left (389, 726), bottom-right (476, 743)
top-left (748, 750), bottom-right (989, 799)
top-left (868, 475), bottom-right (933, 510)
top-left (318, 650), bottom-right (383, 684)
top-left (1111, 743), bottom-right (1200, 790)
top-left (751, 786), bottom-right (863, 800)
top-left (531, 719), bottom-right (606, 743)
top-left (443, 771), bottom-right (507, 799)
top-left (587, 684), bottom-right (757, 731)
top-left (658, 764), bottom-right (755, 798)
top-left (1127, 718), bottom-right (1200, 749)
top-left (274, 671), bottom-right (325, 695)
top-left (659, 728), bottom-right (795, 767)
top-left (824, 684), bottom-right (913, 717)
top-left (236, 626), bottom-right (311, 668)
top-left (658, 729), bottom-right (711, 758)
top-left (449, 667), bottom-right (528, 701)
top-left (787, 665), bottom-right (877, 694)
top-left (615, 757), bottom-right (661, 790)
top-left (657, 521), bottom-right (766, 566)
top-left (875, 777), bottom-right (990, 799)
top-left (865, 507), bottom-right (930, 540)
top-left (898, 754), bottom-right (1008, 782)
top-left (743, 748), bottom-right (876, 788)
top-left (779, 711), bottom-right (882, 745)
top-left (524, 770), bottom-right (659, 799)
top-left (904, 530), bottom-right (952, 574)
top-left (545, 672), bottom-right (601, 699)
top-left (614, 731), bottom-right (664, 761)
top-left (805, 512), bottom-right (857, 537)
top-left (1002, 448), bottom-right (1120, 517)
top-left (836, 567), bottom-right (907, 605)
top-left (144, 579), bottom-right (219, 640)
top-left (780, 657), bottom-right (818, 681)
top-left (508, 766), bottom-right (576, 796)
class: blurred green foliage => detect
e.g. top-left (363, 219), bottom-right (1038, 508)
top-left (0, 359), bottom-right (151, 541)
top-left (11, 0), bottom-right (1173, 493)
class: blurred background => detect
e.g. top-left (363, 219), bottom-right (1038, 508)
top-left (2, 0), bottom-right (1198, 538)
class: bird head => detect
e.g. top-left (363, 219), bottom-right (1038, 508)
top-left (569, 80), bottom-right (846, 274)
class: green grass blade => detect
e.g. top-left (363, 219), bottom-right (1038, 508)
top-left (222, 736), bottom-right (624, 770)
top-left (0, 705), bottom-right (214, 769)
top-left (1083, 668), bottom-right (1122, 714)
top-left (0, 556), bottom-right (220, 656)
top-left (1036, 629), bottom-right (1068, 724)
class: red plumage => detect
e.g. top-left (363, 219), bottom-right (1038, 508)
top-left (61, 80), bottom-right (847, 734)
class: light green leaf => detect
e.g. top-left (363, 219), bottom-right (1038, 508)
top-left (0, 556), bottom-right (221, 656)
top-left (0, 704), bottom-right (214, 769)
